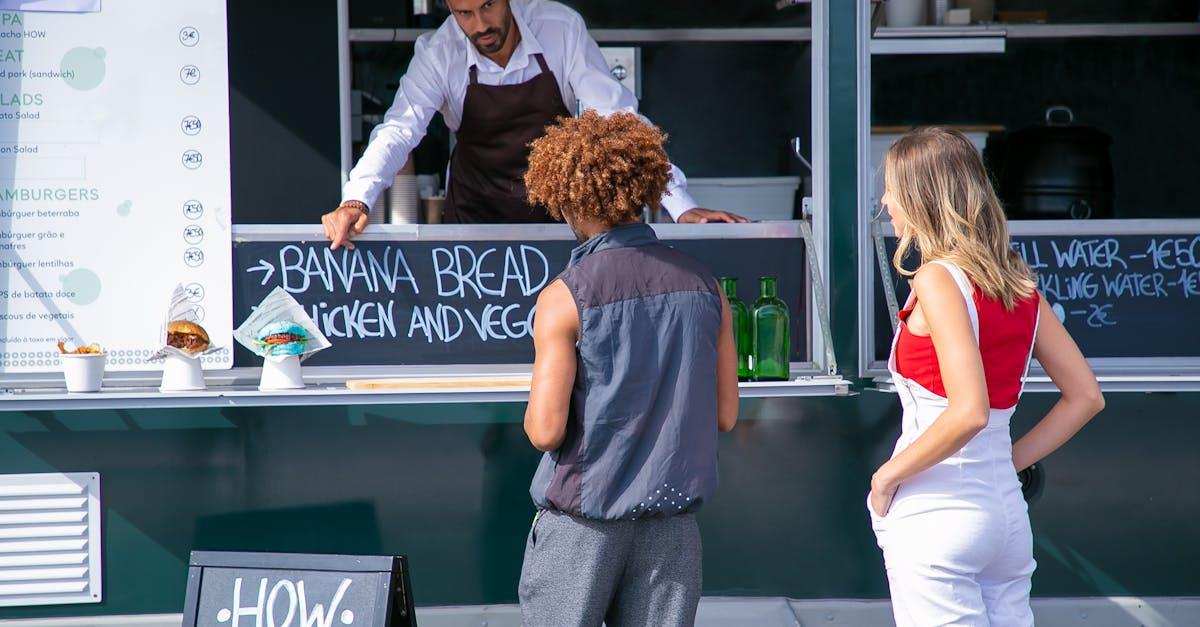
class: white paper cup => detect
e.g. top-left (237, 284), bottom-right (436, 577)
top-left (388, 174), bottom-right (420, 224)
top-left (59, 353), bottom-right (105, 393)
top-left (160, 352), bottom-right (206, 392)
top-left (259, 354), bottom-right (304, 390)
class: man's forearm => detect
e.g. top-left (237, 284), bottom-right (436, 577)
top-left (342, 146), bottom-right (404, 212)
top-left (344, 68), bottom-right (439, 209)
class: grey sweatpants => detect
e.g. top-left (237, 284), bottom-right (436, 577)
top-left (518, 509), bottom-right (702, 627)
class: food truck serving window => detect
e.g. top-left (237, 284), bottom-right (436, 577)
top-left (855, 0), bottom-right (1200, 391)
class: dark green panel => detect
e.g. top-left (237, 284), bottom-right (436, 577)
top-left (827, 0), bottom-right (862, 378)
top-left (2, 390), bottom-right (1197, 619)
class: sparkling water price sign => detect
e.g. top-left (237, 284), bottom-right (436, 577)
top-left (871, 224), bottom-right (1200, 369)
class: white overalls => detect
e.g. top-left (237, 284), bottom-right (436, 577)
top-left (869, 261), bottom-right (1040, 627)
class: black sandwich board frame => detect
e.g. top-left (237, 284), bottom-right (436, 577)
top-left (858, 219), bottom-right (1200, 390)
top-left (182, 551), bottom-right (416, 627)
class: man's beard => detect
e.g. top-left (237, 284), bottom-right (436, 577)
top-left (471, 7), bottom-right (511, 54)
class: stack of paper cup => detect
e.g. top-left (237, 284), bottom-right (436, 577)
top-left (388, 158), bottom-right (420, 224)
top-left (366, 199), bottom-right (386, 225)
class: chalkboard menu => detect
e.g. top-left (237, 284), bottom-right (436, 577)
top-left (232, 229), bottom-right (809, 368)
top-left (182, 552), bottom-right (415, 627)
top-left (869, 221), bottom-right (1200, 373)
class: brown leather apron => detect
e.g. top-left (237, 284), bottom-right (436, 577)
top-left (443, 53), bottom-right (571, 224)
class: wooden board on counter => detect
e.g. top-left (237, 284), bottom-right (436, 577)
top-left (346, 376), bottom-right (532, 391)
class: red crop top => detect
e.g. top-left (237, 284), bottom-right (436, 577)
top-left (895, 287), bottom-right (1040, 409)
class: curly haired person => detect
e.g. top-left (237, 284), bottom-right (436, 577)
top-left (518, 111), bottom-right (740, 626)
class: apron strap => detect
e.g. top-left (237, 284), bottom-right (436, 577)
top-left (1017, 294), bottom-right (1042, 398)
top-left (929, 260), bottom-right (979, 344)
top-left (469, 64), bottom-right (479, 85)
top-left (533, 53), bottom-right (551, 74)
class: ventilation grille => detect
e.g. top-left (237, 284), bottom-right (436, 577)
top-left (0, 473), bottom-right (101, 607)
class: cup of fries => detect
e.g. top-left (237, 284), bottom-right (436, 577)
top-left (56, 341), bottom-right (105, 393)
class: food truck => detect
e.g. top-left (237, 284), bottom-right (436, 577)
top-left (0, 1), bottom-right (1196, 624)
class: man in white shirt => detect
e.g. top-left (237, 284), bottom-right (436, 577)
top-left (323, 0), bottom-right (745, 249)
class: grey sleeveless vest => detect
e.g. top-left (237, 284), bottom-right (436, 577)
top-left (529, 223), bottom-right (722, 521)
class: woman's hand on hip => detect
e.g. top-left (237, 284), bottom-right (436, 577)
top-left (869, 468), bottom-right (900, 518)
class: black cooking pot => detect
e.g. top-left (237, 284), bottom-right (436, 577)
top-left (999, 106), bottom-right (1114, 220)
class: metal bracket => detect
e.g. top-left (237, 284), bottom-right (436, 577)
top-left (869, 0), bottom-right (886, 36)
top-left (799, 219), bottom-right (838, 375)
top-left (872, 221), bottom-right (901, 333)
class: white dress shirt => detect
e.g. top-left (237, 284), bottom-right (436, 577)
top-left (342, 0), bottom-right (698, 220)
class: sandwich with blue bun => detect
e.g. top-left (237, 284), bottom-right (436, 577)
top-left (255, 320), bottom-right (308, 356)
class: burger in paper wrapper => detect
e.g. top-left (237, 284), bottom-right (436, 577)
top-left (233, 286), bottom-right (331, 361)
top-left (166, 320), bottom-right (210, 354)
top-left (255, 321), bottom-right (308, 357)
top-left (148, 285), bottom-right (223, 363)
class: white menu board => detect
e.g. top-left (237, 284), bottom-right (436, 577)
top-left (0, 1), bottom-right (231, 372)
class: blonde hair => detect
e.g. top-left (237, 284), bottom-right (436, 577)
top-left (885, 127), bottom-right (1036, 310)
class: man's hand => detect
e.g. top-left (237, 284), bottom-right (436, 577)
top-left (322, 202), bottom-right (370, 250)
top-left (676, 208), bottom-right (750, 224)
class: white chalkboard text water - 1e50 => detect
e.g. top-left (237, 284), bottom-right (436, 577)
top-left (870, 221), bottom-right (1200, 375)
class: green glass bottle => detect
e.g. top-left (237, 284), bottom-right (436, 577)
top-left (719, 277), bottom-right (752, 381)
top-left (752, 276), bottom-right (790, 381)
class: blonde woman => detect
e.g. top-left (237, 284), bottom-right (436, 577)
top-left (869, 127), bottom-right (1105, 626)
